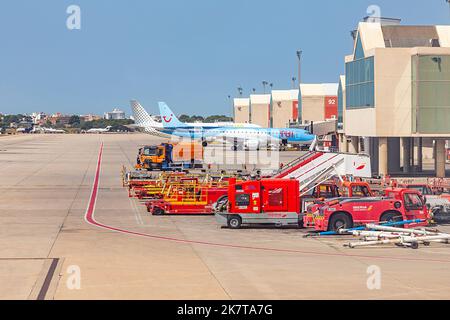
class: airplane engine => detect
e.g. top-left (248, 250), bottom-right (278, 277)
top-left (244, 140), bottom-right (259, 151)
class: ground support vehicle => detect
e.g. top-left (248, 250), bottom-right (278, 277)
top-left (394, 181), bottom-right (450, 224)
top-left (135, 143), bottom-right (203, 171)
top-left (215, 149), bottom-right (374, 229)
top-left (124, 171), bottom-right (188, 198)
top-left (313, 187), bottom-right (430, 232)
top-left (302, 181), bottom-right (374, 228)
top-left (145, 177), bottom-right (229, 215)
top-left (215, 179), bottom-right (301, 228)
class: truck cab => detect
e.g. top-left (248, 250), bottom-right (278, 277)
top-left (136, 143), bottom-right (172, 171)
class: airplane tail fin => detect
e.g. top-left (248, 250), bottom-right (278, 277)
top-left (130, 100), bottom-right (160, 128)
top-left (158, 102), bottom-right (187, 128)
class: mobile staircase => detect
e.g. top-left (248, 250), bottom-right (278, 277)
top-left (273, 151), bottom-right (372, 195)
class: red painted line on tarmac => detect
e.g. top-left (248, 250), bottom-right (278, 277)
top-left (84, 143), bottom-right (450, 264)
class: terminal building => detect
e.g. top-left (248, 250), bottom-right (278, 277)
top-left (233, 84), bottom-right (337, 129)
top-left (339, 21), bottom-right (450, 177)
top-left (233, 98), bottom-right (250, 124)
top-left (250, 94), bottom-right (271, 128)
top-left (270, 90), bottom-right (299, 128)
top-left (299, 83), bottom-right (338, 124)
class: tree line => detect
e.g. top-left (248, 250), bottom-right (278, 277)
top-left (178, 114), bottom-right (233, 123)
top-left (67, 116), bottom-right (134, 131)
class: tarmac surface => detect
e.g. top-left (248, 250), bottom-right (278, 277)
top-left (1, 133), bottom-right (450, 300)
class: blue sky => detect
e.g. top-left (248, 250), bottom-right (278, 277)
top-left (0, 0), bottom-right (449, 116)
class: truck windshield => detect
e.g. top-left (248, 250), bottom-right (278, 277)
top-left (143, 148), bottom-right (159, 156)
top-left (342, 185), bottom-right (370, 197)
top-left (404, 193), bottom-right (423, 210)
top-left (313, 185), bottom-right (339, 198)
top-left (352, 186), bottom-right (370, 197)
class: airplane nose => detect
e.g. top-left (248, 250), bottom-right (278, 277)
top-left (306, 134), bottom-right (316, 142)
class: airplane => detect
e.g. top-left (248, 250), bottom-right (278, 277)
top-left (130, 100), bottom-right (260, 138)
top-left (158, 102), bottom-right (261, 129)
top-left (158, 102), bottom-right (316, 150)
top-left (86, 126), bottom-right (112, 134)
top-left (32, 127), bottom-right (66, 134)
top-left (129, 100), bottom-right (175, 138)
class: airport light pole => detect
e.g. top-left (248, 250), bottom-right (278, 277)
top-left (228, 95), bottom-right (233, 120)
top-left (262, 81), bottom-right (269, 94)
top-left (237, 86), bottom-right (243, 97)
top-left (296, 50), bottom-right (302, 86)
top-left (291, 77), bottom-right (297, 89)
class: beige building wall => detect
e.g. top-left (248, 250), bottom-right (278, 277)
top-left (250, 94), bottom-right (271, 128)
top-left (300, 84), bottom-right (337, 123)
top-left (251, 105), bottom-right (270, 127)
top-left (302, 96), bottom-right (325, 122)
top-left (374, 48), bottom-right (412, 137)
top-left (271, 90), bottom-right (298, 128)
top-left (344, 108), bottom-right (377, 136)
top-left (233, 98), bottom-right (250, 124)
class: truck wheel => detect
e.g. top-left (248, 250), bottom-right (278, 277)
top-left (380, 212), bottom-right (402, 225)
top-left (227, 216), bottom-right (242, 229)
top-left (328, 213), bottom-right (352, 231)
top-left (153, 207), bottom-right (164, 216)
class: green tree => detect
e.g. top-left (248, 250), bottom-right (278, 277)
top-left (204, 115), bottom-right (233, 123)
top-left (190, 115), bottom-right (205, 122)
top-left (179, 114), bottom-right (191, 122)
top-left (69, 115), bottom-right (81, 127)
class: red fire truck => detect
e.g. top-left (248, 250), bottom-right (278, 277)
top-left (313, 187), bottom-right (430, 231)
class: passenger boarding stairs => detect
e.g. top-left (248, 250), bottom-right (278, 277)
top-left (273, 151), bottom-right (372, 195)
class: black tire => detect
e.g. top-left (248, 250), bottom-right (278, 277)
top-left (202, 141), bottom-right (208, 147)
top-left (328, 213), bottom-right (353, 231)
top-left (153, 207), bottom-right (164, 216)
top-left (232, 145), bottom-right (237, 151)
top-left (380, 211), bottom-right (403, 225)
top-left (227, 215), bottom-right (242, 229)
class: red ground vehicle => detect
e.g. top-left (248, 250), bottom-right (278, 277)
top-left (302, 181), bottom-right (374, 228)
top-left (145, 177), bottom-right (229, 215)
top-left (215, 179), bottom-right (364, 228)
top-left (313, 187), bottom-right (430, 231)
top-left (215, 178), bottom-right (301, 228)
